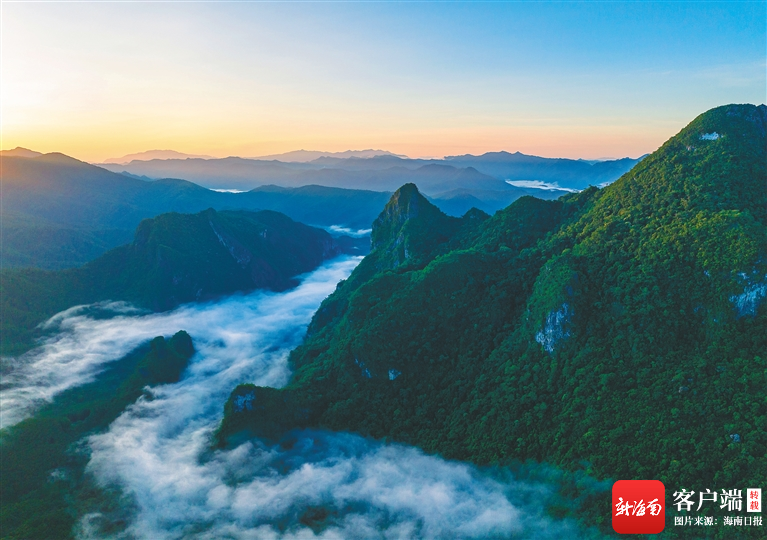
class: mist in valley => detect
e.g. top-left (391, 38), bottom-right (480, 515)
top-left (1, 257), bottom-right (594, 539)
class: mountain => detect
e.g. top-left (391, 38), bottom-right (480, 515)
top-left (1, 155), bottom-right (389, 269)
top-left (309, 154), bottom-right (427, 170)
top-left (3, 151), bottom-right (562, 270)
top-left (218, 104), bottom-right (767, 531)
top-left (2, 152), bottom-right (389, 231)
top-left (98, 150), bottom-right (641, 193)
top-left (0, 147), bottom-right (43, 158)
top-left (97, 155), bottom-right (513, 194)
top-left (251, 149), bottom-right (403, 162)
top-left (1, 208), bottom-right (359, 355)
top-left (102, 149), bottom-right (215, 164)
top-left (308, 153), bottom-right (642, 190)
top-left (0, 331), bottom-right (195, 539)
top-left (444, 151), bottom-right (643, 190)
top-left (97, 156), bottom-right (303, 187)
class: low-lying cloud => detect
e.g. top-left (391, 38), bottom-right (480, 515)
top-left (0, 258), bottom-right (359, 429)
top-left (505, 180), bottom-right (580, 193)
top-left (85, 429), bottom-right (588, 539)
top-left (2, 256), bottom-right (595, 538)
top-left (325, 224), bottom-right (372, 237)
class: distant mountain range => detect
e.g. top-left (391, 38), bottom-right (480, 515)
top-left (248, 149), bottom-right (404, 162)
top-left (1, 208), bottom-right (360, 355)
top-left (100, 148), bottom-right (404, 164)
top-left (103, 149), bottom-right (215, 164)
top-left (96, 151), bottom-right (641, 193)
top-left (1, 152), bottom-right (565, 269)
top-left (0, 154), bottom-right (392, 269)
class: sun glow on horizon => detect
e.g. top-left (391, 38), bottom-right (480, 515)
top-left (2, 2), bottom-right (764, 163)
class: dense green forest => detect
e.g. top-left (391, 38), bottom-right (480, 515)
top-left (1, 209), bottom-right (362, 356)
top-left (220, 104), bottom-right (767, 536)
top-left (0, 332), bottom-right (194, 540)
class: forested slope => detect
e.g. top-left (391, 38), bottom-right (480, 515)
top-left (1, 209), bottom-right (357, 355)
top-left (220, 104), bottom-right (767, 534)
top-left (0, 332), bottom-right (195, 539)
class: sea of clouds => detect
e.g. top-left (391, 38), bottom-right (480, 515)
top-left (1, 256), bottom-right (595, 539)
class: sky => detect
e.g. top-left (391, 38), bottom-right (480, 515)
top-left (2, 1), bottom-right (765, 162)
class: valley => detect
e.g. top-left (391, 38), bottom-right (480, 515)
top-left (3, 1), bottom-right (765, 536)
top-left (1, 104), bottom-right (764, 539)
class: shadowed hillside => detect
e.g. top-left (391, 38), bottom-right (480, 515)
top-left (1, 155), bottom-right (389, 269)
top-left (1, 209), bottom-right (360, 356)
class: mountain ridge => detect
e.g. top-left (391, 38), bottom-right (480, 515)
top-left (1, 156), bottom-right (390, 268)
top-left (250, 149), bottom-right (404, 162)
top-left (1, 208), bottom-right (359, 355)
top-left (218, 104), bottom-right (767, 535)
top-left (103, 149), bottom-right (215, 164)
top-left (97, 150), bottom-right (641, 192)
top-left (0, 147), bottom-right (43, 158)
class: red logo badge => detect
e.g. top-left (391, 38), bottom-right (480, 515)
top-left (612, 480), bottom-right (665, 534)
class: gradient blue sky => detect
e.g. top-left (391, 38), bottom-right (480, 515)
top-left (2, 1), bottom-right (765, 161)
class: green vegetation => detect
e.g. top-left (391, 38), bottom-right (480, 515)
top-left (1, 208), bottom-right (355, 356)
top-left (220, 104), bottom-right (767, 536)
top-left (0, 331), bottom-right (194, 540)
top-left (1, 217), bottom-right (133, 270)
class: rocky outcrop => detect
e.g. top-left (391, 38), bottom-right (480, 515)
top-left (535, 303), bottom-right (572, 354)
top-left (730, 274), bottom-right (767, 318)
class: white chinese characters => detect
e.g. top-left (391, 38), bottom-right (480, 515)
top-left (615, 498), bottom-right (662, 517)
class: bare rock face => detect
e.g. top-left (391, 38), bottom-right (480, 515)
top-left (535, 303), bottom-right (572, 354)
top-left (730, 274), bottom-right (767, 318)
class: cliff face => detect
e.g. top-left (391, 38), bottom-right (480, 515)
top-left (220, 104), bottom-right (767, 518)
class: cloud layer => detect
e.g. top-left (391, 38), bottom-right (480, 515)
top-left (326, 225), bottom-right (373, 238)
top-left (2, 256), bottom-right (591, 538)
top-left (1, 258), bottom-right (359, 428)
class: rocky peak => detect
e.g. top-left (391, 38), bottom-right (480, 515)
top-left (366, 183), bottom-right (467, 271)
top-left (370, 183), bottom-right (425, 250)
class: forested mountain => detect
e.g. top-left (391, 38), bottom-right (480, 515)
top-left (219, 104), bottom-right (767, 535)
top-left (1, 154), bottom-right (388, 269)
top-left (0, 332), bottom-right (195, 539)
top-left (1, 209), bottom-right (359, 355)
